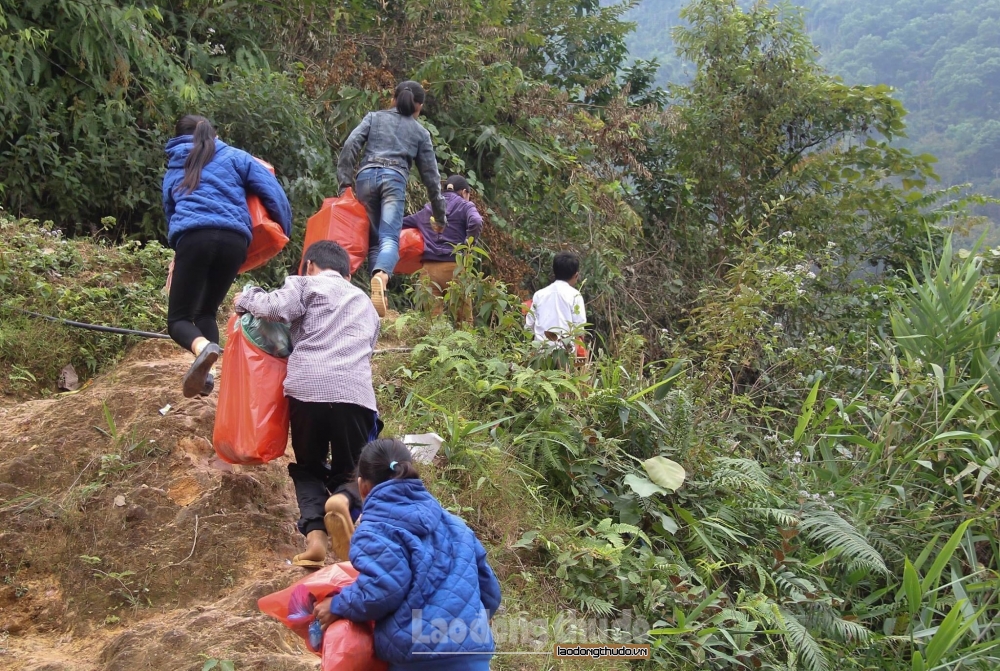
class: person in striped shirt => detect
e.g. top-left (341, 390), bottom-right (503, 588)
top-left (235, 240), bottom-right (381, 567)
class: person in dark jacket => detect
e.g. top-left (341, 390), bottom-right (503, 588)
top-left (403, 174), bottom-right (483, 321)
top-left (315, 439), bottom-right (501, 671)
top-left (162, 115), bottom-right (292, 397)
top-left (337, 80), bottom-right (447, 317)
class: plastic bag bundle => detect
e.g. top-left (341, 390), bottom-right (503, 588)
top-left (240, 159), bottom-right (289, 274)
top-left (238, 307), bottom-right (292, 358)
top-left (285, 585), bottom-right (324, 652)
top-left (258, 562), bottom-right (388, 671)
top-left (393, 228), bottom-right (425, 275)
top-left (212, 314), bottom-right (290, 465)
top-left (301, 189), bottom-right (370, 275)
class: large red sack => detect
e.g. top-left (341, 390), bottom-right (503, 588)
top-left (240, 159), bottom-right (289, 274)
top-left (258, 563), bottom-right (388, 671)
top-left (212, 315), bottom-right (289, 465)
top-left (394, 228), bottom-right (425, 275)
top-left (301, 189), bottom-right (369, 275)
top-left (322, 619), bottom-right (385, 671)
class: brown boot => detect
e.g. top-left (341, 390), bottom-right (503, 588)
top-left (324, 493), bottom-right (355, 561)
top-left (370, 272), bottom-right (388, 317)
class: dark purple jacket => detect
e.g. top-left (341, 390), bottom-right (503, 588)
top-left (402, 192), bottom-right (483, 262)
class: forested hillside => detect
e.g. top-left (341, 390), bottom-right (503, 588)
top-left (626, 0), bottom-right (1000, 223)
top-left (4, 0), bottom-right (1000, 669)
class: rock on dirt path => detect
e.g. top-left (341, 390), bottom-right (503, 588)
top-left (0, 340), bottom-right (322, 671)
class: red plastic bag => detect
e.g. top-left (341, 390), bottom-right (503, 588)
top-left (258, 563), bottom-right (388, 671)
top-left (240, 159), bottom-right (289, 274)
top-left (301, 189), bottom-right (369, 275)
top-left (323, 619), bottom-right (386, 671)
top-left (394, 228), bottom-right (425, 275)
top-left (259, 563), bottom-right (359, 641)
top-left (212, 315), bottom-right (289, 465)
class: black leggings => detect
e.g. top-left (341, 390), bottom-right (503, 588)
top-left (167, 228), bottom-right (248, 351)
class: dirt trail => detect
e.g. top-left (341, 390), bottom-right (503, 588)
top-left (0, 340), bottom-right (322, 670)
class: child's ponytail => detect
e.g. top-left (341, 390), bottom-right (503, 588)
top-left (174, 114), bottom-right (217, 194)
top-left (394, 80), bottom-right (426, 117)
top-left (358, 438), bottom-right (420, 485)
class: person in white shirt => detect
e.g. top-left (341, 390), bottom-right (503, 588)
top-left (525, 252), bottom-right (587, 348)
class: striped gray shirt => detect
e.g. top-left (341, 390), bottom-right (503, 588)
top-left (236, 270), bottom-right (380, 410)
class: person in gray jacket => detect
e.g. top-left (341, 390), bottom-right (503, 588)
top-left (337, 80), bottom-right (448, 316)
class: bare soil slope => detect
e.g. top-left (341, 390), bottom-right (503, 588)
top-left (0, 340), bottom-right (319, 671)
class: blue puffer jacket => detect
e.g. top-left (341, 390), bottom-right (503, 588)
top-left (162, 137), bottom-right (292, 249)
top-left (329, 478), bottom-right (502, 671)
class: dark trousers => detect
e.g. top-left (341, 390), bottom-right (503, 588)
top-left (167, 228), bottom-right (248, 351)
top-left (287, 398), bottom-right (382, 536)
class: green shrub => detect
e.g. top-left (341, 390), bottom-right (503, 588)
top-left (0, 211), bottom-right (170, 396)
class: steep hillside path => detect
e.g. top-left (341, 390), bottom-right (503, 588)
top-left (0, 340), bottom-right (321, 671)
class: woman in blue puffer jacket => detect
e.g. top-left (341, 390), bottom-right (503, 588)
top-left (162, 115), bottom-right (292, 397)
top-left (315, 438), bottom-right (502, 671)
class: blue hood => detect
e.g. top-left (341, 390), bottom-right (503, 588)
top-left (161, 136), bottom-right (292, 248)
top-left (360, 478), bottom-right (442, 534)
top-left (329, 478), bottom-right (502, 669)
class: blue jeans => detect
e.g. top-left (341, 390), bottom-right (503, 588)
top-left (355, 167), bottom-right (407, 277)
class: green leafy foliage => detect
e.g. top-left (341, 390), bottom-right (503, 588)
top-left (4, 1), bottom-right (1000, 669)
top-left (626, 0), bottom-right (1000, 228)
top-left (0, 211), bottom-right (170, 395)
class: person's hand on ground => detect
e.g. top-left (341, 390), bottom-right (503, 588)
top-left (314, 596), bottom-right (338, 629)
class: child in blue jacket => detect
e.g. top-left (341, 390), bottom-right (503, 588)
top-left (162, 114), bottom-right (291, 397)
top-left (315, 439), bottom-right (502, 671)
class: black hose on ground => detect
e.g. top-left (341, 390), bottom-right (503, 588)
top-left (6, 307), bottom-right (414, 353)
top-left (8, 307), bottom-right (173, 339)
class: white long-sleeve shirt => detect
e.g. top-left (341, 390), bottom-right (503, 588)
top-left (525, 280), bottom-right (587, 343)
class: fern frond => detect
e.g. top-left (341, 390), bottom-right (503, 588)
top-left (772, 569), bottom-right (815, 601)
top-left (827, 614), bottom-right (872, 644)
top-left (737, 553), bottom-right (770, 592)
top-left (661, 389), bottom-right (694, 453)
top-left (748, 508), bottom-right (800, 527)
top-left (711, 457), bottom-right (771, 493)
top-left (799, 507), bottom-right (888, 574)
top-left (579, 594), bottom-right (616, 617)
top-left (777, 607), bottom-right (830, 671)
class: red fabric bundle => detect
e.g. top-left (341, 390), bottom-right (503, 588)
top-left (393, 228), bottom-right (425, 275)
top-left (258, 562), bottom-right (387, 671)
top-left (239, 159), bottom-right (289, 274)
top-left (301, 189), bottom-right (370, 275)
top-left (212, 315), bottom-right (289, 465)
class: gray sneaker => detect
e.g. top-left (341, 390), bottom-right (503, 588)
top-left (199, 372), bottom-right (215, 396)
top-left (182, 343), bottom-right (220, 398)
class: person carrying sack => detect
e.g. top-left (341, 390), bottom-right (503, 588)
top-left (162, 115), bottom-right (292, 397)
top-left (313, 439), bottom-right (502, 671)
top-left (336, 80), bottom-right (448, 317)
top-left (402, 174), bottom-right (483, 321)
top-left (234, 241), bottom-right (382, 568)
